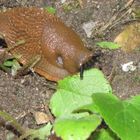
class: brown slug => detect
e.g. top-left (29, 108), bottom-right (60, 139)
top-left (0, 7), bottom-right (93, 81)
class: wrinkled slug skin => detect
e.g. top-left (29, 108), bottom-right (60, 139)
top-left (0, 7), bottom-right (93, 81)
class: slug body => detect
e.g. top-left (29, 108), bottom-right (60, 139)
top-left (0, 7), bottom-right (92, 81)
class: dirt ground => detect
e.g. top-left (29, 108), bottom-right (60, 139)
top-left (0, 0), bottom-right (140, 139)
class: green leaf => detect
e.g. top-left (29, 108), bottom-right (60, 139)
top-left (11, 59), bottom-right (21, 76)
top-left (54, 114), bottom-right (101, 140)
top-left (92, 93), bottom-right (140, 140)
top-left (50, 69), bottom-right (112, 140)
top-left (0, 64), bottom-right (10, 72)
top-left (58, 68), bottom-right (112, 96)
top-left (44, 6), bottom-right (56, 14)
top-left (18, 123), bottom-right (52, 140)
top-left (30, 123), bottom-right (52, 140)
top-left (96, 41), bottom-right (120, 49)
top-left (50, 89), bottom-right (93, 117)
top-left (50, 69), bottom-right (112, 117)
top-left (3, 60), bottom-right (14, 67)
top-left (74, 103), bottom-right (99, 114)
top-left (92, 128), bottom-right (118, 140)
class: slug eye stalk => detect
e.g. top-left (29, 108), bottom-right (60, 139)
top-left (80, 64), bottom-right (84, 80)
top-left (79, 50), bottom-right (102, 80)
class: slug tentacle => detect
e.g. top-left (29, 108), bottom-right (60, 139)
top-left (80, 65), bottom-right (84, 80)
top-left (79, 50), bottom-right (102, 79)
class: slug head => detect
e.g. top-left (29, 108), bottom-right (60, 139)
top-left (42, 18), bottom-right (93, 77)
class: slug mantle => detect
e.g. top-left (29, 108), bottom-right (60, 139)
top-left (0, 7), bottom-right (93, 81)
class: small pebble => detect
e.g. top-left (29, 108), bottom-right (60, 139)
top-left (61, 0), bottom-right (66, 4)
top-left (121, 61), bottom-right (136, 72)
top-left (82, 21), bottom-right (97, 38)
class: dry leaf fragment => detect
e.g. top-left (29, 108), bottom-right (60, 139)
top-left (34, 111), bottom-right (50, 125)
top-left (114, 22), bottom-right (140, 52)
top-left (77, 0), bottom-right (85, 8)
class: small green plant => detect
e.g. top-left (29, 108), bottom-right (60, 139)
top-left (96, 41), bottom-right (120, 49)
top-left (49, 68), bottom-right (140, 140)
top-left (18, 123), bottom-right (52, 140)
top-left (44, 6), bottom-right (56, 14)
top-left (0, 40), bottom-right (24, 74)
top-left (3, 58), bottom-right (21, 75)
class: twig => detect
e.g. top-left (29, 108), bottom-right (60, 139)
top-left (13, 55), bottom-right (41, 78)
top-left (92, 0), bottom-right (135, 37)
top-left (77, 0), bottom-right (84, 8)
top-left (120, 0), bottom-right (135, 12)
top-left (109, 9), bottom-right (132, 30)
top-left (0, 110), bottom-right (25, 135)
top-left (0, 40), bottom-right (25, 61)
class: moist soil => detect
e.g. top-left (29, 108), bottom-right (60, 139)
top-left (0, 0), bottom-right (140, 139)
